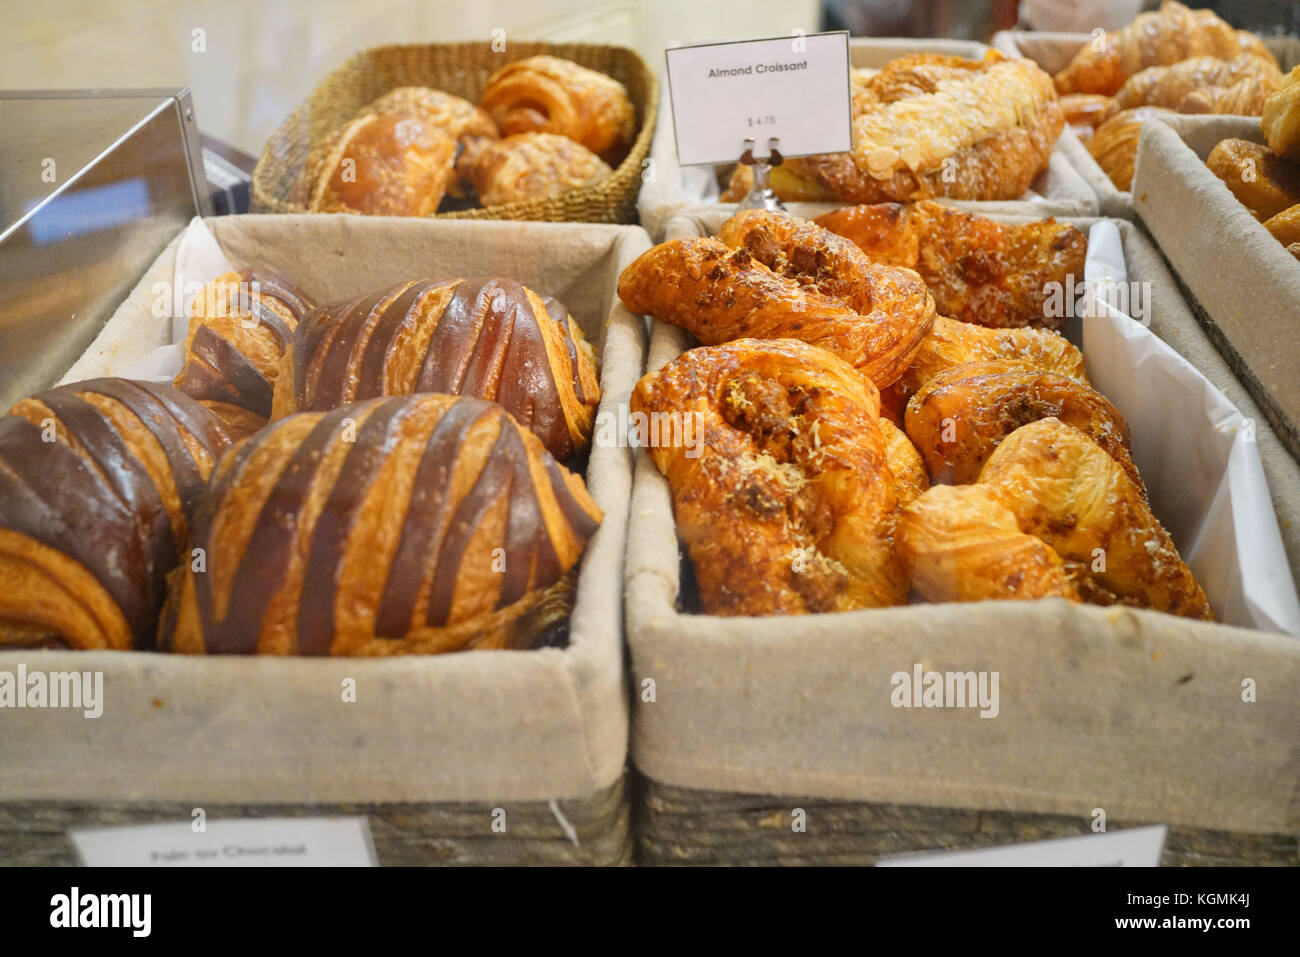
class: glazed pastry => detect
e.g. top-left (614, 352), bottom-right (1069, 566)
top-left (274, 277), bottom-right (599, 460)
top-left (1264, 204), bottom-right (1300, 246)
top-left (899, 484), bottom-right (1080, 604)
top-left (1059, 93), bottom-right (1119, 129)
top-left (897, 315), bottom-right (1088, 397)
top-left (980, 418), bottom-right (1212, 619)
top-left (1054, 1), bottom-right (1277, 96)
top-left (162, 394), bottom-right (601, 655)
top-left (356, 86), bottom-right (500, 198)
top-left (293, 113), bottom-right (456, 215)
top-left (814, 201), bottom-right (1087, 330)
top-left (722, 52), bottom-right (1061, 204)
top-left (1206, 138), bottom-right (1300, 221)
top-left (466, 132), bottom-right (611, 207)
top-left (903, 361), bottom-right (1139, 488)
top-left (174, 267), bottom-right (315, 431)
top-left (878, 417), bottom-right (929, 507)
top-left (1087, 106), bottom-right (1177, 191)
top-left (631, 338), bottom-right (908, 616)
top-left (1262, 67), bottom-right (1300, 160)
top-left (0, 379), bottom-right (234, 650)
top-left (617, 237), bottom-right (934, 389)
top-left (1115, 54), bottom-right (1281, 113)
top-left (480, 55), bottom-right (635, 163)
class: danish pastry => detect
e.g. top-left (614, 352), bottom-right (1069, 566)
top-left (1264, 204), bottom-right (1300, 246)
top-left (480, 55), bottom-right (636, 163)
top-left (465, 132), bottom-right (611, 207)
top-left (275, 277), bottom-right (599, 461)
top-left (0, 379), bottom-right (234, 650)
top-left (630, 338), bottom-right (908, 615)
top-left (1206, 138), bottom-right (1300, 221)
top-left (162, 394), bottom-right (602, 655)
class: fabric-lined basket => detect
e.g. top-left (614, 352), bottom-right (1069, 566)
top-left (252, 41), bottom-right (658, 223)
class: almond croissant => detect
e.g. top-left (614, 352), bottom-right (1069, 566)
top-left (631, 338), bottom-right (908, 616)
top-left (275, 277), bottom-right (599, 461)
top-left (617, 236), bottom-right (934, 389)
top-left (162, 394), bottom-right (602, 655)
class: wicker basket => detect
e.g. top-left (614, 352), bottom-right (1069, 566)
top-left (252, 41), bottom-right (658, 224)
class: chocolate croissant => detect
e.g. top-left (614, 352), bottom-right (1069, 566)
top-left (466, 132), bottom-right (611, 207)
top-left (480, 55), bottom-right (636, 163)
top-left (904, 360), bottom-right (1140, 488)
top-left (162, 394), bottom-right (602, 655)
top-left (174, 267), bottom-right (315, 434)
top-left (631, 338), bottom-right (908, 616)
top-left (274, 278), bottom-right (599, 461)
top-left (293, 113), bottom-right (457, 216)
top-left (0, 379), bottom-right (234, 650)
top-left (618, 236), bottom-right (935, 390)
top-left (814, 201), bottom-right (1088, 330)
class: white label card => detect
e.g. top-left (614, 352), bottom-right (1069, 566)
top-left (665, 31), bottom-right (852, 167)
top-left (70, 816), bottom-right (377, 867)
top-left (877, 825), bottom-right (1167, 867)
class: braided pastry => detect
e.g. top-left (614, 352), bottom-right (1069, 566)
top-left (723, 52), bottom-right (1061, 204)
top-left (903, 361), bottom-right (1139, 488)
top-left (1115, 54), bottom-right (1281, 114)
top-left (814, 201), bottom-right (1088, 330)
top-left (617, 235), bottom-right (934, 389)
top-left (480, 56), bottom-right (635, 163)
top-left (292, 113), bottom-right (457, 216)
top-left (1054, 2), bottom-right (1277, 96)
top-left (1263, 66), bottom-right (1300, 160)
top-left (162, 394), bottom-right (601, 655)
top-left (631, 339), bottom-right (908, 616)
top-left (0, 379), bottom-right (234, 650)
top-left (465, 132), bottom-right (611, 207)
top-left (175, 267), bottom-right (315, 433)
top-left (275, 278), bottom-right (599, 461)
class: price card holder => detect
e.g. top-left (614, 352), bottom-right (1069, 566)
top-left (664, 30), bottom-right (853, 171)
top-left (876, 825), bottom-right (1168, 867)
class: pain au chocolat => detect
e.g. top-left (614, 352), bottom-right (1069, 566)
top-left (161, 394), bottom-right (602, 656)
top-left (174, 267), bottom-right (315, 434)
top-left (273, 277), bottom-right (600, 461)
top-left (0, 379), bottom-right (235, 650)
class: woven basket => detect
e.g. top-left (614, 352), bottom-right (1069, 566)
top-left (252, 41), bottom-right (658, 224)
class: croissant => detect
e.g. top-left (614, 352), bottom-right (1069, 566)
top-left (293, 113), bottom-right (457, 216)
top-left (0, 379), bottom-right (234, 650)
top-left (899, 484), bottom-right (1080, 604)
top-left (904, 361), bottom-right (1139, 488)
top-left (174, 267), bottom-right (315, 433)
top-left (631, 338), bottom-right (907, 615)
top-left (1059, 93), bottom-right (1119, 129)
top-left (273, 277), bottom-right (599, 461)
top-left (162, 394), bottom-right (602, 655)
top-left (1087, 106), bottom-right (1178, 190)
top-left (814, 201), bottom-right (1088, 330)
top-left (980, 418), bottom-right (1211, 619)
top-left (1262, 66), bottom-right (1300, 160)
top-left (617, 237), bottom-right (934, 389)
top-left (1115, 54), bottom-right (1281, 113)
top-left (722, 52), bottom-right (1061, 204)
top-left (879, 416), bottom-right (929, 507)
top-left (1206, 138), bottom-right (1300, 221)
top-left (480, 56), bottom-right (636, 164)
top-left (465, 133), bottom-right (611, 207)
top-left (1054, 1), bottom-right (1277, 96)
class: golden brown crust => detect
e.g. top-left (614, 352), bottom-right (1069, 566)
top-left (1059, 93), bottom-right (1119, 128)
top-left (878, 416), bottom-right (929, 507)
top-left (1264, 204), bottom-right (1300, 246)
top-left (162, 394), bottom-right (602, 655)
top-left (0, 379), bottom-right (234, 650)
top-left (904, 360), bottom-right (1139, 488)
top-left (1206, 138), bottom-right (1300, 221)
top-left (295, 113), bottom-right (456, 216)
top-left (723, 52), bottom-right (1061, 204)
top-left (631, 339), bottom-right (907, 616)
top-left (619, 235), bottom-right (934, 390)
top-left (480, 55), bottom-right (635, 164)
top-left (275, 277), bottom-right (599, 460)
top-left (466, 132), bottom-right (611, 207)
top-left (1087, 106), bottom-right (1178, 191)
top-left (358, 87), bottom-right (499, 142)
top-left (1054, 1), bottom-right (1276, 96)
top-left (1115, 54), bottom-right (1281, 113)
top-left (1263, 66), bottom-right (1300, 160)
top-left (814, 201), bottom-right (1087, 330)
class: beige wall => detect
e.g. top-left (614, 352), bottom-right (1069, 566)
top-left (0, 0), bottom-right (818, 155)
